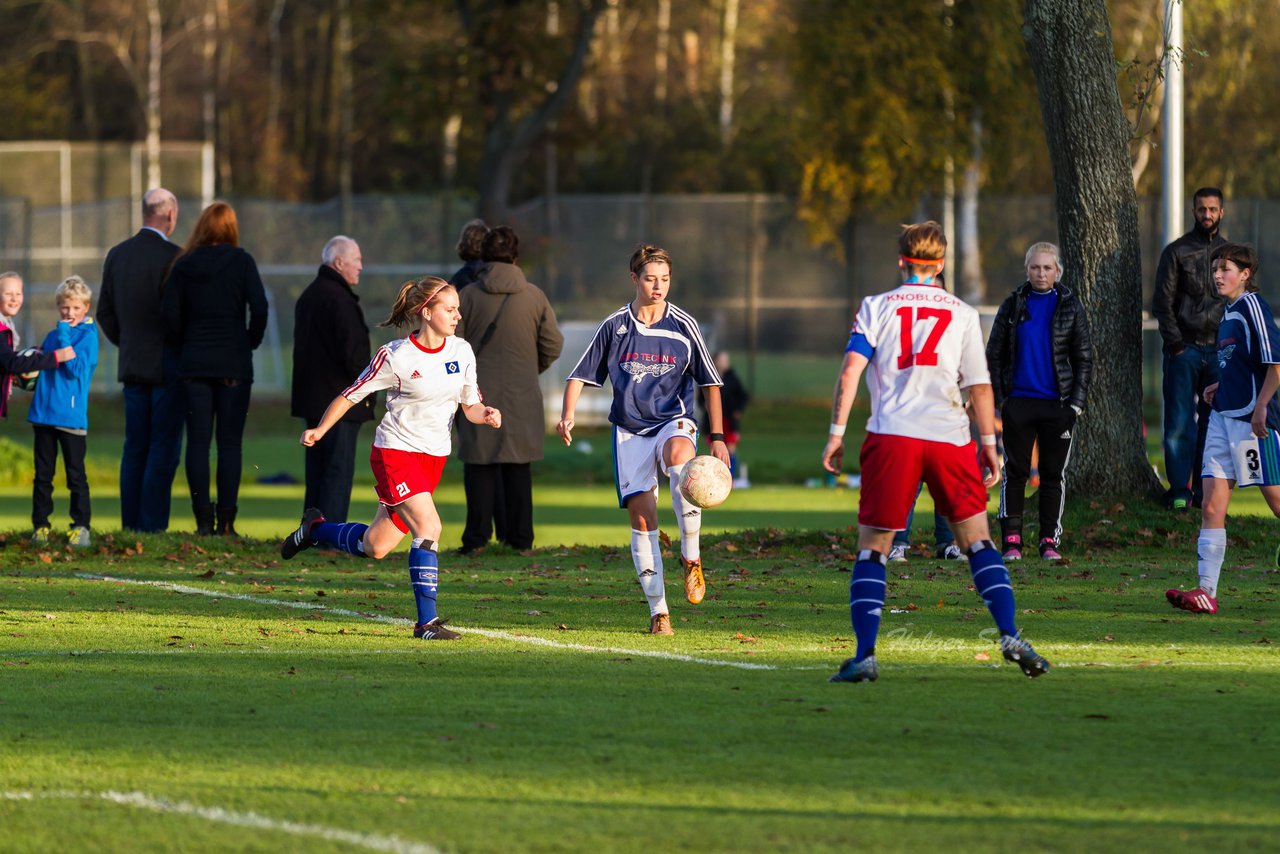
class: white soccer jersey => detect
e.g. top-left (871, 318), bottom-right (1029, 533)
top-left (845, 283), bottom-right (989, 445)
top-left (342, 334), bottom-right (481, 455)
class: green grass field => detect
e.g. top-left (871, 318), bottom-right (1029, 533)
top-left (3, 395), bottom-right (1279, 851)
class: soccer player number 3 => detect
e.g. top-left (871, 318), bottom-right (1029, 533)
top-left (894, 306), bottom-right (953, 369)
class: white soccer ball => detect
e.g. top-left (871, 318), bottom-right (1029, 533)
top-left (679, 455), bottom-right (733, 509)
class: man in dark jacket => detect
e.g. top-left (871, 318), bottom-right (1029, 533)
top-left (1152, 188), bottom-right (1227, 511)
top-left (97, 188), bottom-right (183, 532)
top-left (457, 226), bottom-right (563, 552)
top-left (291, 236), bottom-right (374, 522)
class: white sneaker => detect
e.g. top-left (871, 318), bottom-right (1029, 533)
top-left (887, 544), bottom-right (909, 562)
top-left (68, 526), bottom-right (90, 548)
top-left (936, 543), bottom-right (964, 560)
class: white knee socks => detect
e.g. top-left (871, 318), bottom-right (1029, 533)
top-left (668, 462), bottom-right (701, 561)
top-left (1197, 528), bottom-right (1227, 597)
top-left (631, 529), bottom-right (668, 616)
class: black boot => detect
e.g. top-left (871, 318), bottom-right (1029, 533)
top-left (216, 505), bottom-right (238, 537)
top-left (194, 503), bottom-right (215, 536)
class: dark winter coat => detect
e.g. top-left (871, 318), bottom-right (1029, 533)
top-left (986, 281), bottom-right (1094, 412)
top-left (98, 228), bottom-right (182, 384)
top-left (291, 264), bottom-right (374, 424)
top-left (0, 324), bottom-right (58, 418)
top-left (162, 245), bottom-right (269, 382)
top-left (449, 259), bottom-right (486, 291)
top-left (1151, 226), bottom-right (1227, 352)
top-left (456, 262), bottom-right (564, 464)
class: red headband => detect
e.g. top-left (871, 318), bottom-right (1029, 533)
top-left (900, 255), bottom-right (944, 265)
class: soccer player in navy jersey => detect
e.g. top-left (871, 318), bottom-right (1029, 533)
top-left (279, 277), bottom-right (502, 641)
top-left (822, 221), bottom-right (1049, 682)
top-left (1168, 243), bottom-right (1280, 615)
top-left (557, 245), bottom-right (731, 635)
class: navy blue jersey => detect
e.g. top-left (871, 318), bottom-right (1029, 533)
top-left (568, 302), bottom-right (722, 435)
top-left (1215, 291), bottom-right (1280, 429)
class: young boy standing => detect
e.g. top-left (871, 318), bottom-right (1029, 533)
top-left (557, 245), bottom-right (730, 635)
top-left (28, 276), bottom-right (99, 547)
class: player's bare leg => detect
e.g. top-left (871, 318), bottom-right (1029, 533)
top-left (664, 435), bottom-right (705, 604)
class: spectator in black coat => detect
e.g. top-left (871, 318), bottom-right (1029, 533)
top-left (98, 188), bottom-right (185, 532)
top-left (163, 201), bottom-right (269, 536)
top-left (291, 235), bottom-right (375, 522)
top-left (448, 219), bottom-right (489, 290)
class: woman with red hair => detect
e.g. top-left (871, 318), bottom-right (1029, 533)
top-left (163, 201), bottom-right (269, 535)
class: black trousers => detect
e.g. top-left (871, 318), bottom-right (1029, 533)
top-left (32, 425), bottom-right (90, 529)
top-left (997, 396), bottom-right (1076, 545)
top-left (462, 462), bottom-right (533, 551)
top-left (303, 418), bottom-right (362, 522)
top-left (183, 379), bottom-right (251, 512)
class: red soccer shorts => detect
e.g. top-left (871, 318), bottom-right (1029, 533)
top-left (370, 445), bottom-right (446, 534)
top-left (857, 432), bottom-right (989, 531)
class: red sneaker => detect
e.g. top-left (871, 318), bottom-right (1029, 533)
top-left (1166, 587), bottom-right (1218, 614)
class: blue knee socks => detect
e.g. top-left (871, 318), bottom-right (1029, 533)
top-left (968, 541), bottom-right (1018, 637)
top-left (310, 521), bottom-right (370, 556)
top-left (409, 542), bottom-right (439, 625)
top-left (850, 550), bottom-right (888, 660)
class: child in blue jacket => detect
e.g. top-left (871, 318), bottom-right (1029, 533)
top-left (29, 276), bottom-right (99, 547)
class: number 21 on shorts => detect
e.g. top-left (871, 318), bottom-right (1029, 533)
top-left (895, 306), bottom-right (952, 369)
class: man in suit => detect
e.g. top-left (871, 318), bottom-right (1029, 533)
top-left (291, 235), bottom-right (375, 522)
top-left (98, 188), bottom-right (184, 532)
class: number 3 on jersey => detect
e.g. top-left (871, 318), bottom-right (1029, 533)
top-left (895, 306), bottom-right (953, 369)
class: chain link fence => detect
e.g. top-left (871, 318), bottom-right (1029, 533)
top-left (2, 188), bottom-right (1277, 401)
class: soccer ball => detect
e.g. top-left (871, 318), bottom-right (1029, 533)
top-left (14, 347), bottom-right (41, 392)
top-left (679, 455), bottom-right (733, 509)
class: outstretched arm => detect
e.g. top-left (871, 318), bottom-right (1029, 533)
top-left (966, 382), bottom-right (1002, 489)
top-left (462, 401), bottom-right (502, 428)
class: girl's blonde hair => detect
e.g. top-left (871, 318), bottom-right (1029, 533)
top-left (56, 274), bottom-right (93, 304)
top-left (380, 276), bottom-right (455, 328)
top-left (897, 221), bottom-right (946, 275)
top-left (1024, 241), bottom-right (1063, 278)
top-left (629, 244), bottom-right (672, 276)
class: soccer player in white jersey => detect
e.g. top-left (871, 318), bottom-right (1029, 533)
top-left (557, 245), bottom-right (731, 635)
top-left (823, 221), bottom-right (1049, 682)
top-left (1168, 243), bottom-right (1280, 615)
top-left (279, 277), bottom-right (502, 641)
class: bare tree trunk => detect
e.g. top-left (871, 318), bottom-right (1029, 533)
top-left (718, 0), bottom-right (739, 147)
top-left (1024, 0), bottom-right (1161, 497)
top-left (146, 0), bottom-right (162, 187)
top-left (215, 0), bottom-right (232, 192)
top-left (337, 0), bottom-right (354, 230)
top-left (202, 0), bottom-right (217, 160)
top-left (72, 0), bottom-right (99, 139)
top-left (959, 111), bottom-right (986, 304)
top-left (265, 0), bottom-right (287, 196)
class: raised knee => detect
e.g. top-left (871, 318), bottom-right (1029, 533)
top-left (366, 541), bottom-right (393, 560)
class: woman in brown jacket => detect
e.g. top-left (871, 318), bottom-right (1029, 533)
top-left (456, 226), bottom-right (564, 552)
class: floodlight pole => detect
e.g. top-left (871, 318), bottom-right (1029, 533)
top-left (1160, 0), bottom-right (1184, 247)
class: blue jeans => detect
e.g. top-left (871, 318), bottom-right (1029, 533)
top-left (120, 361), bottom-right (185, 532)
top-left (893, 482), bottom-right (954, 547)
top-left (1162, 345), bottom-right (1218, 503)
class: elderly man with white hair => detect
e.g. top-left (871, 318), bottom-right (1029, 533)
top-left (98, 187), bottom-right (183, 532)
top-left (290, 235), bottom-right (375, 522)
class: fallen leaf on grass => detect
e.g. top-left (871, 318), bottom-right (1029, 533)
top-left (197, 570), bottom-right (215, 579)
top-left (41, 613), bottom-right (57, 619)
top-left (1083, 714), bottom-right (1110, 720)
top-left (526, 610), bottom-right (543, 616)
top-left (974, 652), bottom-right (991, 661)
top-left (557, 623), bottom-right (570, 631)
top-left (658, 531), bottom-right (672, 549)
top-left (733, 632), bottom-right (758, 643)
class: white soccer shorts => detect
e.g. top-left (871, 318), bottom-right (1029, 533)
top-left (612, 417), bottom-right (699, 507)
top-left (1201, 410), bottom-right (1280, 487)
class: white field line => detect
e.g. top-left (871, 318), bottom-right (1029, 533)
top-left (1, 790), bottom-right (441, 854)
top-left (77, 574), bottom-right (776, 671)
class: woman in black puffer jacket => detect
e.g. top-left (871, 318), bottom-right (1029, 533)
top-left (985, 241), bottom-right (1093, 563)
top-left (163, 202), bottom-right (268, 535)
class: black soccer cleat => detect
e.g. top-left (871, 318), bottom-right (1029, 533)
top-left (413, 618), bottom-right (461, 640)
top-left (829, 655), bottom-right (878, 683)
top-left (1000, 635), bottom-right (1051, 678)
top-left (280, 508), bottom-right (325, 559)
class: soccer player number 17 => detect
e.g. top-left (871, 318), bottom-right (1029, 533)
top-left (895, 306), bottom-right (952, 369)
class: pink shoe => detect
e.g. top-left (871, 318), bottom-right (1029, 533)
top-left (1002, 534), bottom-right (1022, 562)
top-left (1039, 538), bottom-right (1062, 560)
top-left (1165, 587), bottom-right (1218, 614)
